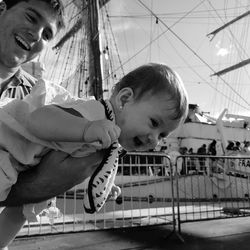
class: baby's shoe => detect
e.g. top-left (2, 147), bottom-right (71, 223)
top-left (83, 142), bottom-right (119, 213)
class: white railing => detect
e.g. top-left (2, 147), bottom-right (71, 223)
top-left (174, 155), bottom-right (250, 235)
top-left (17, 153), bottom-right (250, 240)
top-left (18, 152), bottom-right (175, 237)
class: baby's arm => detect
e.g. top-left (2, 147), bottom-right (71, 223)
top-left (26, 105), bottom-right (120, 148)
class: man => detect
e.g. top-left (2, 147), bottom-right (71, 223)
top-left (0, 0), bottom-right (103, 204)
top-left (0, 1), bottom-right (103, 248)
top-left (0, 0), bottom-right (64, 97)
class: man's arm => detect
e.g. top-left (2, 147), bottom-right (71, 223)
top-left (0, 150), bottom-right (105, 206)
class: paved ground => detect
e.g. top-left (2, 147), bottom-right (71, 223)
top-left (10, 216), bottom-right (250, 250)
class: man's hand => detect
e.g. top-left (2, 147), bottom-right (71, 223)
top-left (0, 150), bottom-right (105, 206)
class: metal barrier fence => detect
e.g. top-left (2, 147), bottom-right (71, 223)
top-left (18, 152), bottom-right (176, 237)
top-left (17, 153), bottom-right (250, 239)
top-left (175, 155), bottom-right (250, 236)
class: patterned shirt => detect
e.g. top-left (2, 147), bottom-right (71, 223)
top-left (0, 68), bottom-right (36, 99)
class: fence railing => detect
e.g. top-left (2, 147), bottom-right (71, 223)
top-left (175, 155), bottom-right (250, 235)
top-left (18, 152), bottom-right (176, 237)
top-left (16, 153), bottom-right (250, 240)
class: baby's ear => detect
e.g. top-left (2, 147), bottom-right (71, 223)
top-left (116, 87), bottom-right (134, 107)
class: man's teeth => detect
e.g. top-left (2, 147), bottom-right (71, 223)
top-left (15, 35), bottom-right (30, 50)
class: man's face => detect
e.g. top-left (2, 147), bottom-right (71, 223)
top-left (0, 0), bottom-right (58, 68)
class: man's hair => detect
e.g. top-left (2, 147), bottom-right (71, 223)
top-left (112, 63), bottom-right (188, 122)
top-left (5, 0), bottom-right (65, 31)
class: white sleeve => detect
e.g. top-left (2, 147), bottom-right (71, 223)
top-left (24, 79), bottom-right (78, 111)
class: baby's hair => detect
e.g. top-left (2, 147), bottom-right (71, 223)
top-left (5, 0), bottom-right (65, 31)
top-left (113, 63), bottom-right (188, 122)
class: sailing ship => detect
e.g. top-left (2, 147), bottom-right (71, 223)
top-left (22, 1), bottom-right (250, 211)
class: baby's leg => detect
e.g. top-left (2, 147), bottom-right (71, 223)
top-left (0, 206), bottom-right (26, 249)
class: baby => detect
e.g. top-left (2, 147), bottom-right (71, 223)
top-left (0, 63), bottom-right (188, 248)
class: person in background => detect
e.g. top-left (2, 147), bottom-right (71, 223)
top-left (187, 147), bottom-right (196, 174)
top-left (208, 140), bottom-right (217, 156)
top-left (160, 145), bottom-right (168, 153)
top-left (208, 140), bottom-right (217, 173)
top-left (188, 148), bottom-right (193, 154)
top-left (197, 144), bottom-right (207, 172)
top-left (226, 141), bottom-right (235, 151)
top-left (233, 141), bottom-right (242, 152)
top-left (243, 141), bottom-right (250, 154)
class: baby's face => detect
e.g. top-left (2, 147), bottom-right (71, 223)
top-left (116, 93), bottom-right (180, 151)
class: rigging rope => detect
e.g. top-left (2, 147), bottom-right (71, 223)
top-left (137, 0), bottom-right (250, 110)
top-left (104, 0), bottom-right (206, 84)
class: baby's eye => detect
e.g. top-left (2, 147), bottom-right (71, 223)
top-left (151, 118), bottom-right (158, 128)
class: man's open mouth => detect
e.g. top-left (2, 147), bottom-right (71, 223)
top-left (15, 35), bottom-right (31, 51)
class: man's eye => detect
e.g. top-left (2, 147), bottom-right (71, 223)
top-left (151, 118), bottom-right (158, 127)
top-left (26, 14), bottom-right (36, 23)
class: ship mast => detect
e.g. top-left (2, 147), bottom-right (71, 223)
top-left (85, 0), bottom-right (103, 100)
top-left (53, 0), bottom-right (110, 100)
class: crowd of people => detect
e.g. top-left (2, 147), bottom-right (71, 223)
top-left (226, 141), bottom-right (250, 154)
top-left (160, 139), bottom-right (250, 176)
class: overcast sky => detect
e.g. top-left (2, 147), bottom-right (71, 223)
top-left (106, 0), bottom-right (250, 117)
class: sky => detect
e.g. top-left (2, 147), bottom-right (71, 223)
top-left (105, 0), bottom-right (250, 117)
top-left (36, 0), bottom-right (250, 118)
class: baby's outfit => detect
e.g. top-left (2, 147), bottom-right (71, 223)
top-left (0, 80), bottom-right (119, 221)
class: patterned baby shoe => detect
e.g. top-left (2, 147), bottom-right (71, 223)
top-left (83, 100), bottom-right (119, 213)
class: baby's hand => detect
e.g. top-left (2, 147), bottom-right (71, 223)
top-left (83, 119), bottom-right (120, 148)
top-left (108, 184), bottom-right (121, 200)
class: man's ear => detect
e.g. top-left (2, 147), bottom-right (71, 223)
top-left (0, 1), bottom-right (6, 15)
top-left (115, 87), bottom-right (134, 108)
